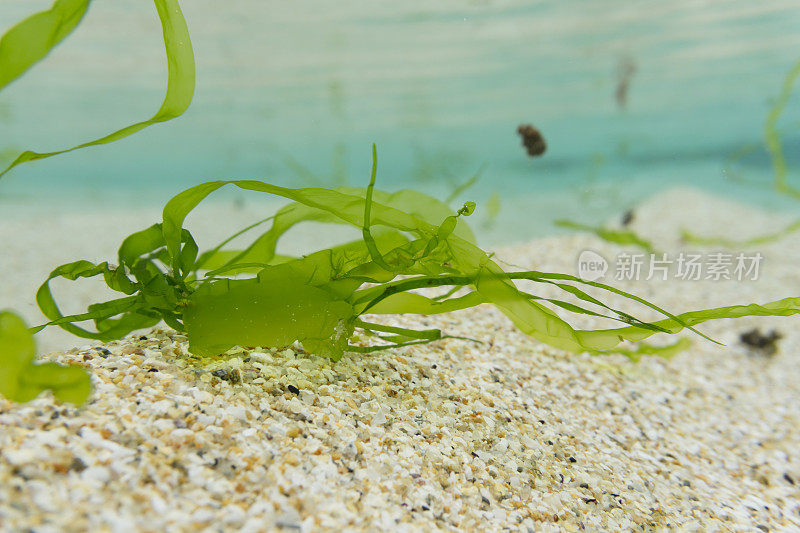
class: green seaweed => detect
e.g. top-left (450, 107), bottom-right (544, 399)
top-left (0, 311), bottom-right (91, 404)
top-left (0, 0), bottom-right (195, 180)
top-left (445, 167), bottom-right (483, 204)
top-left (0, 146), bottom-right (20, 165)
top-left (483, 191), bottom-right (501, 228)
top-left (722, 121), bottom-right (800, 186)
top-left (721, 59), bottom-right (800, 193)
top-left (33, 146), bottom-right (800, 361)
top-left (588, 338), bottom-right (692, 362)
top-left (555, 219), bottom-right (656, 253)
top-left (765, 57), bottom-right (800, 200)
top-left (681, 218), bottom-right (800, 247)
top-left (4, 1), bottom-right (800, 408)
top-left (682, 58), bottom-right (800, 246)
top-left (578, 152), bottom-right (607, 201)
top-left (277, 142), bottom-right (350, 188)
top-left (0, 0), bottom-right (89, 92)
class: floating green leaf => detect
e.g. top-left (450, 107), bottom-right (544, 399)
top-left (0, 311), bottom-right (91, 404)
top-left (0, 0), bottom-right (89, 92)
top-left (0, 0), bottom-right (195, 179)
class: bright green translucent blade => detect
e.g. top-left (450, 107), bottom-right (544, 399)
top-left (0, 0), bottom-right (89, 91)
top-left (0, 0), bottom-right (195, 179)
top-left (555, 219), bottom-right (655, 253)
top-left (0, 311), bottom-right (91, 404)
top-left (185, 276), bottom-right (355, 360)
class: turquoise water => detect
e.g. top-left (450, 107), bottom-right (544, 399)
top-left (1, 0), bottom-right (799, 231)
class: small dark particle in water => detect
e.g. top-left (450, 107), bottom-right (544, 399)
top-left (517, 124), bottom-right (547, 157)
top-left (148, 368), bottom-right (158, 373)
top-left (784, 473), bottom-right (795, 485)
top-left (739, 328), bottom-right (782, 356)
top-left (568, 456), bottom-right (577, 463)
top-left (621, 209), bottom-right (635, 227)
top-left (287, 384), bottom-right (300, 395)
top-left (615, 55), bottom-right (637, 110)
top-left (583, 498), bottom-right (598, 504)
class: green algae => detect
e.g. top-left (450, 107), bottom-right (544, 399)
top-left (3, 3), bottom-right (800, 409)
top-left (0, 0), bottom-right (194, 180)
top-left (766, 57), bottom-right (800, 200)
top-left (33, 146), bottom-right (800, 364)
top-left (555, 219), bottom-right (656, 253)
top-left (681, 219), bottom-right (800, 248)
top-left (0, 311), bottom-right (91, 404)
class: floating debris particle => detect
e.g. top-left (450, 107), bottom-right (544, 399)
top-left (615, 55), bottom-right (637, 110)
top-left (739, 328), bottom-right (782, 356)
top-left (517, 124), bottom-right (547, 157)
top-left (621, 209), bottom-right (635, 227)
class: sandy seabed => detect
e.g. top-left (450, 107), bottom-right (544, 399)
top-left (1, 187), bottom-right (799, 531)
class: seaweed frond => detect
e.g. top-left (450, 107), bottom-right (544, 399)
top-left (0, 0), bottom-right (195, 179)
top-left (0, 311), bottom-right (90, 404)
top-left (31, 146), bottom-right (800, 365)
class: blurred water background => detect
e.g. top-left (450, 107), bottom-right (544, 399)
top-left (1, 0), bottom-right (799, 243)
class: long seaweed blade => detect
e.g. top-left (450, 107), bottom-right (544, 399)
top-left (0, 0), bottom-right (195, 179)
top-left (555, 219), bottom-right (655, 252)
top-left (0, 0), bottom-right (89, 91)
top-left (362, 144), bottom-right (395, 271)
top-left (445, 165), bottom-right (484, 204)
top-left (681, 219), bottom-right (800, 247)
top-left (587, 338), bottom-right (692, 362)
top-left (765, 57), bottom-right (800, 199)
top-left (0, 311), bottom-right (91, 404)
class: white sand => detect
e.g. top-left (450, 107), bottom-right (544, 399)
top-left (1, 187), bottom-right (799, 530)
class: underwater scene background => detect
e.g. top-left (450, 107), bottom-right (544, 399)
top-left (1, 0), bottom-right (799, 242)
